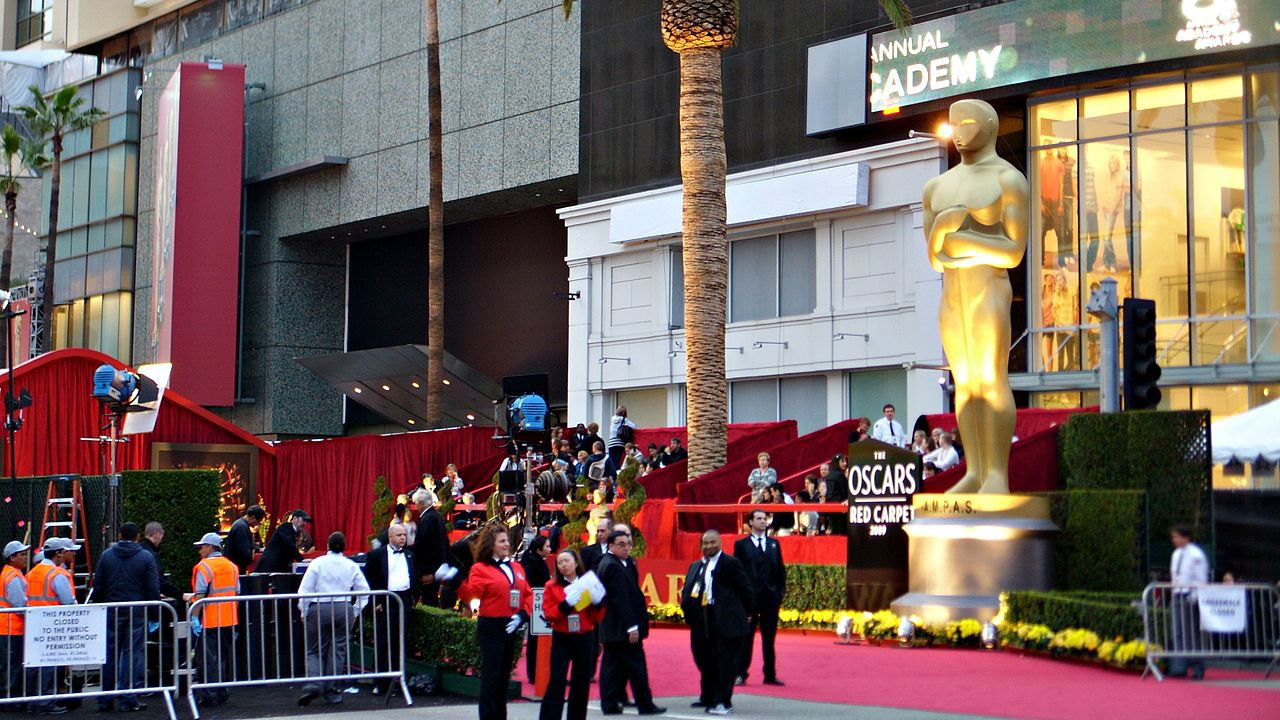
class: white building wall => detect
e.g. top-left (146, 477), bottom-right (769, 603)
top-left (559, 138), bottom-right (948, 430)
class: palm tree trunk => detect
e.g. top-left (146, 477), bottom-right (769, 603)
top-left (1, 190), bottom-right (15, 360)
top-left (38, 135), bottom-right (62, 355)
top-left (678, 47), bottom-right (728, 478)
top-left (424, 0), bottom-right (446, 427)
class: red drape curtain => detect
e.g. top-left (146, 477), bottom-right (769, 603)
top-left (632, 499), bottom-right (844, 565)
top-left (639, 421), bottom-right (798, 499)
top-left (270, 426), bottom-right (500, 549)
top-left (677, 420), bottom-right (858, 532)
top-left (922, 425), bottom-right (1064, 493)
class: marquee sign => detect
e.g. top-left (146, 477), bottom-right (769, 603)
top-left (845, 439), bottom-right (921, 610)
top-left (805, 0), bottom-right (1280, 132)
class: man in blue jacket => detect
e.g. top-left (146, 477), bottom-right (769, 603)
top-left (92, 523), bottom-right (161, 712)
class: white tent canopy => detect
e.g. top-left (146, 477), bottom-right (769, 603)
top-left (1211, 397), bottom-right (1280, 464)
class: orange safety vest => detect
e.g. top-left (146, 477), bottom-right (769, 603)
top-left (192, 556), bottom-right (239, 628)
top-left (26, 562), bottom-right (73, 608)
top-left (0, 565), bottom-right (25, 635)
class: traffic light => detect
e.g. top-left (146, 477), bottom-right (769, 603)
top-left (1122, 298), bottom-right (1161, 410)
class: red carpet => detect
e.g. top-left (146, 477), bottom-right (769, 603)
top-left (526, 627), bottom-right (1280, 719)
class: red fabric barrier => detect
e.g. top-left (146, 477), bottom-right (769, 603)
top-left (633, 498), bottom-right (846, 565)
top-left (630, 421), bottom-right (794, 457)
top-left (271, 426), bottom-right (499, 550)
top-left (639, 421), bottom-right (799, 499)
top-left (923, 407), bottom-right (1096, 440)
top-left (457, 452), bottom-right (506, 502)
top-left (677, 420), bottom-right (858, 532)
top-left (0, 348), bottom-right (276, 493)
top-left (922, 425), bottom-right (1064, 494)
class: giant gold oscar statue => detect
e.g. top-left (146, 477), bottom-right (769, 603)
top-left (891, 99), bottom-right (1054, 624)
top-left (922, 98), bottom-right (1027, 494)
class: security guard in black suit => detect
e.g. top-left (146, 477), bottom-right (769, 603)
top-left (733, 509), bottom-right (787, 685)
top-left (680, 529), bottom-right (753, 715)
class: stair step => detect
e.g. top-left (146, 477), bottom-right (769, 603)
top-left (44, 521), bottom-right (73, 528)
top-left (47, 498), bottom-right (76, 505)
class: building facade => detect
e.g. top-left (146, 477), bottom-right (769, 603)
top-left (561, 0), bottom-right (1280, 468)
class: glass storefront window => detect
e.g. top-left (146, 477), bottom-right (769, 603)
top-left (1133, 83), bottom-right (1184, 132)
top-left (1133, 131), bottom-right (1188, 366)
top-left (1190, 75), bottom-right (1244, 126)
top-left (1190, 122), bottom-right (1247, 364)
top-left (1081, 91), bottom-right (1128, 139)
top-left (1250, 119), bottom-right (1280, 363)
top-left (1248, 70), bottom-right (1279, 118)
top-left (1033, 143), bottom-right (1082, 372)
top-left (1031, 98), bottom-right (1076, 145)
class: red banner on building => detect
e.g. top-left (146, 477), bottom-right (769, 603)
top-left (150, 62), bottom-right (245, 407)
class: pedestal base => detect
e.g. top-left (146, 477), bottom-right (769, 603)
top-left (890, 494), bottom-right (1057, 625)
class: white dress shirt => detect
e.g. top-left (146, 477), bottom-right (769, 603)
top-left (872, 417), bottom-right (907, 447)
top-left (924, 445), bottom-right (960, 470)
top-left (298, 551), bottom-right (372, 613)
top-left (1171, 543), bottom-right (1209, 587)
top-left (387, 546), bottom-right (411, 592)
top-left (701, 551), bottom-right (722, 605)
top-left (750, 532), bottom-right (768, 554)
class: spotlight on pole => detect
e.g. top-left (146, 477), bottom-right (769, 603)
top-left (981, 622), bottom-right (998, 650)
top-left (897, 617), bottom-right (916, 648)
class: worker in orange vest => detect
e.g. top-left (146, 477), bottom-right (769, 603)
top-left (185, 533), bottom-right (239, 708)
top-left (26, 537), bottom-right (78, 715)
top-left (1, 541), bottom-right (30, 704)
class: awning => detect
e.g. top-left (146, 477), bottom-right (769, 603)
top-left (296, 345), bottom-right (502, 430)
top-left (1210, 397), bottom-right (1280, 465)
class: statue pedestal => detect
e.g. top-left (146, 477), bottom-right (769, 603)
top-left (890, 494), bottom-right (1057, 623)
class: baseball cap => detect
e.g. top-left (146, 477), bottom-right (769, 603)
top-left (193, 532), bottom-right (223, 547)
top-left (43, 537), bottom-right (80, 552)
top-left (3, 541), bottom-right (29, 558)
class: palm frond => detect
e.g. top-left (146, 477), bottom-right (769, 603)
top-left (879, 0), bottom-right (913, 32)
top-left (562, 0), bottom-right (574, 21)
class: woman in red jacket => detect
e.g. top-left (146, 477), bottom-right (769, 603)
top-left (459, 525), bottom-right (533, 720)
top-left (539, 548), bottom-right (605, 720)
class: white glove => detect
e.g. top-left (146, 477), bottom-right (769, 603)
top-left (505, 614), bottom-right (522, 634)
top-left (434, 564), bottom-right (458, 582)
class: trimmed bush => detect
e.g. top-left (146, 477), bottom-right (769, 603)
top-left (121, 470), bottom-right (221, 586)
top-left (615, 459), bottom-right (647, 557)
top-left (1003, 590), bottom-right (1143, 641)
top-left (781, 564), bottom-right (845, 610)
top-left (369, 476), bottom-right (393, 545)
top-left (1047, 490), bottom-right (1146, 591)
top-left (407, 605), bottom-right (523, 675)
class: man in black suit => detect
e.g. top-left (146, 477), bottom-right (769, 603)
top-left (255, 509), bottom-right (308, 574)
top-left (363, 523), bottom-right (418, 695)
top-left (733, 509), bottom-right (787, 686)
top-left (659, 437), bottom-right (688, 467)
top-left (681, 530), bottom-right (752, 716)
top-left (597, 530), bottom-right (665, 716)
top-left (412, 488), bottom-right (449, 607)
top-left (224, 505), bottom-right (265, 573)
top-left (580, 518), bottom-right (612, 573)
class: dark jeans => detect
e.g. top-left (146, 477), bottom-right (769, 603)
top-left (100, 608), bottom-right (147, 709)
top-left (739, 603), bottom-right (779, 681)
top-left (690, 613), bottom-right (740, 709)
top-left (1, 633), bottom-right (22, 701)
top-left (1082, 208), bottom-right (1100, 271)
top-left (25, 665), bottom-right (59, 711)
top-left (539, 631), bottom-right (593, 720)
top-left (372, 591), bottom-right (411, 692)
top-left (195, 627), bottom-right (234, 702)
top-left (600, 639), bottom-right (655, 712)
top-left (477, 617), bottom-right (519, 720)
top-left (525, 634), bottom-right (539, 683)
top-left (1058, 194), bottom-right (1076, 265)
top-left (302, 603), bottom-right (353, 702)
top-left (1168, 594), bottom-right (1204, 677)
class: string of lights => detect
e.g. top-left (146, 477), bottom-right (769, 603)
top-left (0, 208), bottom-right (42, 239)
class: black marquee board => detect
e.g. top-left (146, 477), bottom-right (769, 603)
top-left (845, 439), bottom-right (922, 610)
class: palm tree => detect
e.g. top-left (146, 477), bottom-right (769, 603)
top-left (0, 125), bottom-right (48, 358)
top-left (425, 0), bottom-right (445, 427)
top-left (17, 85), bottom-right (105, 354)
top-left (561, 1), bottom-right (912, 477)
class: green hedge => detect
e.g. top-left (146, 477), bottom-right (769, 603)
top-left (121, 470), bottom-right (221, 586)
top-left (781, 565), bottom-right (846, 610)
top-left (407, 606), bottom-right (523, 675)
top-left (1059, 410), bottom-right (1211, 577)
top-left (1004, 590), bottom-right (1143, 641)
top-left (1037, 490), bottom-right (1146, 591)
top-left (615, 459), bottom-right (646, 557)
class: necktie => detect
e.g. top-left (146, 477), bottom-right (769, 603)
top-left (392, 548), bottom-right (404, 554)
top-left (700, 561), bottom-right (710, 606)
top-left (757, 537), bottom-right (764, 553)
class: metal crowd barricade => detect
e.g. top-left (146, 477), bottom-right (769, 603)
top-left (1141, 581), bottom-right (1280, 681)
top-left (186, 589), bottom-right (412, 718)
top-left (0, 600), bottom-right (181, 720)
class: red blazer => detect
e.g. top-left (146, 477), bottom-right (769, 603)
top-left (460, 560), bottom-right (533, 618)
top-left (542, 577), bottom-right (605, 634)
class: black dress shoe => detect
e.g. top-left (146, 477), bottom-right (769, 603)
top-left (638, 706), bottom-right (667, 715)
top-left (298, 690), bottom-right (319, 707)
top-left (118, 704), bottom-right (147, 713)
top-left (601, 706), bottom-right (623, 715)
top-left (763, 677), bottom-right (785, 686)
top-left (691, 700), bottom-right (707, 708)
